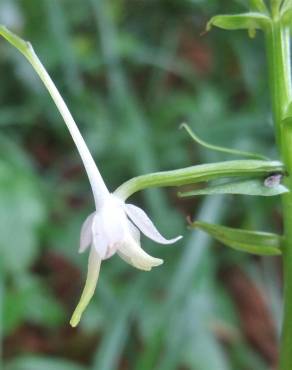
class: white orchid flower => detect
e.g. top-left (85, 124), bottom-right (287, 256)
top-left (72, 191), bottom-right (181, 326)
top-left (0, 28), bottom-right (182, 327)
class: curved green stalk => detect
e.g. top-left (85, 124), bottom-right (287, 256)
top-left (115, 160), bottom-right (284, 200)
top-left (181, 123), bottom-right (268, 160)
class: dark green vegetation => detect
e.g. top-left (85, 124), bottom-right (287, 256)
top-left (0, 0), bottom-right (281, 369)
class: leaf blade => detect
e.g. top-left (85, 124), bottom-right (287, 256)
top-left (179, 178), bottom-right (288, 197)
top-left (207, 13), bottom-right (271, 33)
top-left (191, 221), bottom-right (282, 256)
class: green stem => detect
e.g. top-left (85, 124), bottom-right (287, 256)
top-left (115, 160), bottom-right (284, 200)
top-left (181, 123), bottom-right (268, 160)
top-left (265, 17), bottom-right (292, 370)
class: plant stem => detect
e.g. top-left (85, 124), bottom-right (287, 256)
top-left (265, 17), bottom-right (292, 369)
top-left (115, 160), bottom-right (283, 200)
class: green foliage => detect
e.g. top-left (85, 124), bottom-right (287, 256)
top-left (179, 178), bottom-right (288, 197)
top-left (0, 0), bottom-right (281, 369)
top-left (4, 357), bottom-right (87, 370)
top-left (207, 13), bottom-right (271, 34)
top-left (116, 159), bottom-right (284, 198)
top-left (192, 221), bottom-right (282, 255)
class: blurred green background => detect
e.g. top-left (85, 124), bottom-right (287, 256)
top-left (0, 0), bottom-right (282, 369)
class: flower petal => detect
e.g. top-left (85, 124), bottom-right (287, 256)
top-left (92, 214), bottom-right (108, 259)
top-left (70, 247), bottom-right (101, 327)
top-left (102, 203), bottom-right (126, 247)
top-left (117, 232), bottom-right (163, 271)
top-left (79, 212), bottom-right (95, 253)
top-left (124, 203), bottom-right (182, 244)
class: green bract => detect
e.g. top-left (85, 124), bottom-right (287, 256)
top-left (282, 0), bottom-right (292, 13)
top-left (192, 221), bottom-right (282, 256)
top-left (282, 8), bottom-right (292, 25)
top-left (249, 0), bottom-right (269, 13)
top-left (206, 13), bottom-right (271, 34)
top-left (179, 178), bottom-right (288, 198)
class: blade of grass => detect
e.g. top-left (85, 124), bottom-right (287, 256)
top-left (91, 275), bottom-right (146, 370)
top-left (43, 0), bottom-right (83, 95)
top-left (136, 196), bottom-right (227, 370)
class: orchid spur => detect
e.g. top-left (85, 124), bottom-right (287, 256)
top-left (0, 26), bottom-right (182, 326)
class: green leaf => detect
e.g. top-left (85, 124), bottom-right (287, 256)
top-left (282, 100), bottom-right (292, 124)
top-left (179, 178), bottom-right (288, 197)
top-left (3, 275), bottom-right (65, 335)
top-left (0, 159), bottom-right (46, 274)
top-left (282, 0), bottom-right (292, 13)
top-left (249, 0), bottom-right (269, 13)
top-left (281, 6), bottom-right (292, 25)
top-left (4, 357), bottom-right (86, 370)
top-left (207, 13), bottom-right (271, 34)
top-left (191, 221), bottom-right (282, 256)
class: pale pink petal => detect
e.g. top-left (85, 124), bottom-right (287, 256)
top-left (124, 203), bottom-right (182, 244)
top-left (101, 196), bottom-right (126, 247)
top-left (79, 212), bottom-right (95, 253)
top-left (92, 215), bottom-right (108, 259)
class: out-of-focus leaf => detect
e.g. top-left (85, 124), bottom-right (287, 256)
top-left (207, 13), bottom-right (271, 34)
top-left (3, 274), bottom-right (65, 335)
top-left (192, 221), bottom-right (282, 255)
top-left (0, 160), bottom-right (46, 274)
top-left (179, 178), bottom-right (288, 197)
top-left (92, 276), bottom-right (146, 370)
top-left (4, 357), bottom-right (86, 370)
top-left (249, 0), bottom-right (269, 13)
top-left (283, 8), bottom-right (292, 25)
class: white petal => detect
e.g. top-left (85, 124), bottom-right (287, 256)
top-left (70, 247), bottom-right (101, 327)
top-left (92, 214), bottom-right (108, 259)
top-left (118, 236), bottom-right (163, 271)
top-left (124, 203), bottom-right (182, 244)
top-left (79, 212), bottom-right (95, 253)
top-left (100, 197), bottom-right (128, 248)
top-left (127, 220), bottom-right (141, 243)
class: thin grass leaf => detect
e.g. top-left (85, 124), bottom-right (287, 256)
top-left (136, 196), bottom-right (227, 370)
top-left (91, 276), bottom-right (146, 370)
top-left (4, 357), bottom-right (86, 370)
